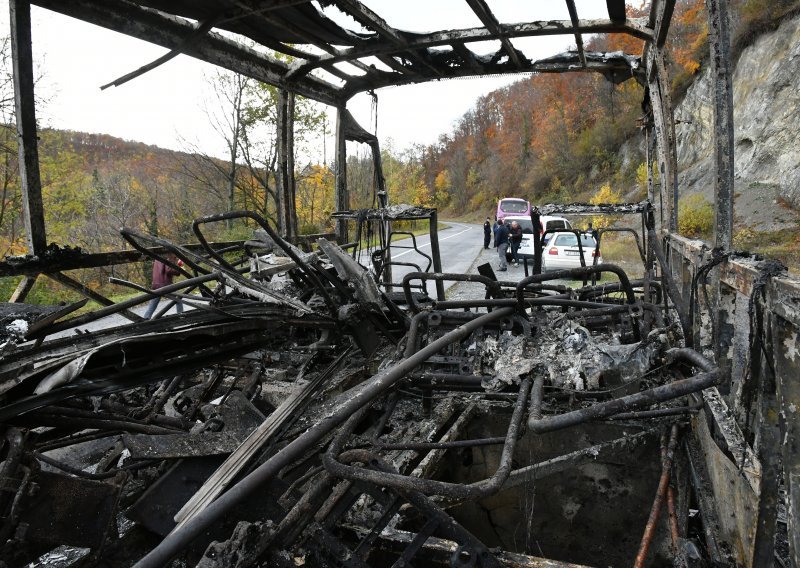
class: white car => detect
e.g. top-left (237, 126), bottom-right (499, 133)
top-left (503, 215), bottom-right (572, 259)
top-left (542, 232), bottom-right (602, 271)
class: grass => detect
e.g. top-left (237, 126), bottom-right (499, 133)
top-left (597, 233), bottom-right (648, 280)
top-left (734, 227), bottom-right (800, 274)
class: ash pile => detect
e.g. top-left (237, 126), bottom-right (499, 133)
top-left (0, 210), bottom-right (719, 567)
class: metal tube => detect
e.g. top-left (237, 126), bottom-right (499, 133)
top-left (27, 271), bottom-right (221, 338)
top-left (667, 485), bottom-right (681, 556)
top-left (516, 263), bottom-right (636, 306)
top-left (133, 307), bottom-right (515, 568)
top-left (646, 214), bottom-right (691, 340)
top-left (404, 311), bottom-right (428, 358)
top-left (528, 354), bottom-right (717, 434)
top-left (429, 210), bottom-right (445, 301)
top-left (634, 423), bottom-right (679, 568)
top-left (335, 449), bottom-right (503, 568)
top-left (530, 374), bottom-right (545, 420)
top-left (403, 271), bottom-right (502, 313)
top-left (371, 436), bottom-right (506, 451)
top-left (531, 207), bottom-right (542, 274)
top-left (323, 378), bottom-right (530, 499)
top-left (191, 210), bottom-right (336, 314)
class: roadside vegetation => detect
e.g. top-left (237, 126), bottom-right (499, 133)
top-left (2, 0), bottom-right (799, 306)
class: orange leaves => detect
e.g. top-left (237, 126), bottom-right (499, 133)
top-left (670, 1), bottom-right (708, 80)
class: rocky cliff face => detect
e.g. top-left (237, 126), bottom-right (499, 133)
top-left (675, 13), bottom-right (800, 231)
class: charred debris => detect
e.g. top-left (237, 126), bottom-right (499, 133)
top-left (0, 204), bottom-right (744, 567)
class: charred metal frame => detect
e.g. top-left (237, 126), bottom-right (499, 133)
top-left (2, 1), bottom-right (799, 567)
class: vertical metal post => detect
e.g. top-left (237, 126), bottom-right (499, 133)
top-left (706, 0), bottom-right (735, 395)
top-left (276, 89), bottom-right (297, 239)
top-left (429, 210), bottom-right (445, 301)
top-left (648, 51), bottom-right (678, 234)
top-left (334, 105), bottom-right (349, 243)
top-left (706, 0), bottom-right (734, 251)
top-left (370, 139), bottom-right (392, 286)
top-left (287, 92), bottom-right (297, 238)
top-left (9, 0), bottom-right (46, 255)
top-left (645, 125), bottom-right (656, 204)
top-left (531, 208), bottom-right (542, 275)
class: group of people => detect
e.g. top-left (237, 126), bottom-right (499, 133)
top-left (482, 217), bottom-right (523, 272)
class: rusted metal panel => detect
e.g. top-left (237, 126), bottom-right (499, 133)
top-left (693, 404), bottom-right (760, 565)
top-left (773, 314), bottom-right (800, 563)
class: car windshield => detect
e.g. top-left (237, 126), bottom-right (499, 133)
top-left (545, 220), bottom-right (568, 231)
top-left (500, 199), bottom-right (529, 213)
top-left (553, 234), bottom-right (597, 248)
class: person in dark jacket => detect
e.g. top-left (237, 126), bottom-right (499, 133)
top-left (492, 217), bottom-right (499, 247)
top-left (144, 256), bottom-right (184, 319)
top-left (509, 220), bottom-right (523, 266)
top-left (483, 218), bottom-right (492, 249)
top-left (495, 219), bottom-right (510, 271)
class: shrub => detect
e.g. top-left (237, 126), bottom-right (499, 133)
top-left (678, 193), bottom-right (714, 238)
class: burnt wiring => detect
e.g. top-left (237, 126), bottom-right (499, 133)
top-left (689, 247), bottom-right (728, 346)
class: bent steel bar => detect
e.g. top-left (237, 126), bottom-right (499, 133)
top-left (528, 348), bottom-right (717, 433)
top-left (645, 213), bottom-right (691, 340)
top-left (335, 449), bottom-right (504, 568)
top-left (323, 378), bottom-right (530, 499)
top-left (26, 271), bottom-right (222, 339)
top-left (191, 210), bottom-right (337, 315)
top-left (515, 263), bottom-right (636, 306)
top-left (122, 227), bottom-right (313, 314)
top-left (133, 306), bottom-right (515, 568)
top-left (596, 227), bottom-right (647, 265)
top-left (634, 423), bottom-right (680, 568)
top-left (402, 271), bottom-right (503, 313)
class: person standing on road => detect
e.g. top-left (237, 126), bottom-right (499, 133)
top-left (496, 219), bottom-right (510, 272)
top-left (509, 220), bottom-right (523, 266)
top-left (144, 255), bottom-right (184, 319)
top-left (492, 217), bottom-right (499, 248)
top-left (483, 217), bottom-right (492, 249)
top-left (585, 221), bottom-right (599, 241)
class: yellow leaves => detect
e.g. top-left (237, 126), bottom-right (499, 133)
top-left (685, 60), bottom-right (701, 74)
top-left (590, 182), bottom-right (622, 205)
top-left (678, 193), bottom-right (714, 238)
top-left (296, 163), bottom-right (335, 232)
top-left (589, 182), bottom-right (622, 229)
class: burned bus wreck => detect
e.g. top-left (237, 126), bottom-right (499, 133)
top-left (2, 1), bottom-right (800, 567)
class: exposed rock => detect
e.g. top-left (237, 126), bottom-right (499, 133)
top-left (675, 13), bottom-right (800, 230)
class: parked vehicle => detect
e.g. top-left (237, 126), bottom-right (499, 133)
top-left (502, 215), bottom-right (572, 259)
top-left (539, 216), bottom-right (571, 243)
top-left (542, 231), bottom-right (602, 271)
top-left (496, 198), bottom-right (530, 221)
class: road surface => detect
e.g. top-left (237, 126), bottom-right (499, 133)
top-left (357, 220), bottom-right (484, 298)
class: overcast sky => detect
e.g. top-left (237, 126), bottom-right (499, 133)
top-left (1, 1), bottom-right (609, 161)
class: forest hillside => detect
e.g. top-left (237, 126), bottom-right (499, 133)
top-left (2, 0), bottom-right (800, 304)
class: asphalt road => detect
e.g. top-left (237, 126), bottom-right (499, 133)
top-left (361, 220), bottom-right (484, 297)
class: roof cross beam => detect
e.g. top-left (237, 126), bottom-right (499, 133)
top-left (451, 41), bottom-right (485, 73)
top-left (289, 18), bottom-right (650, 80)
top-left (464, 0), bottom-right (523, 68)
top-left (333, 0), bottom-right (442, 76)
top-left (565, 0), bottom-right (587, 68)
top-left (229, 1), bottom-right (376, 80)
